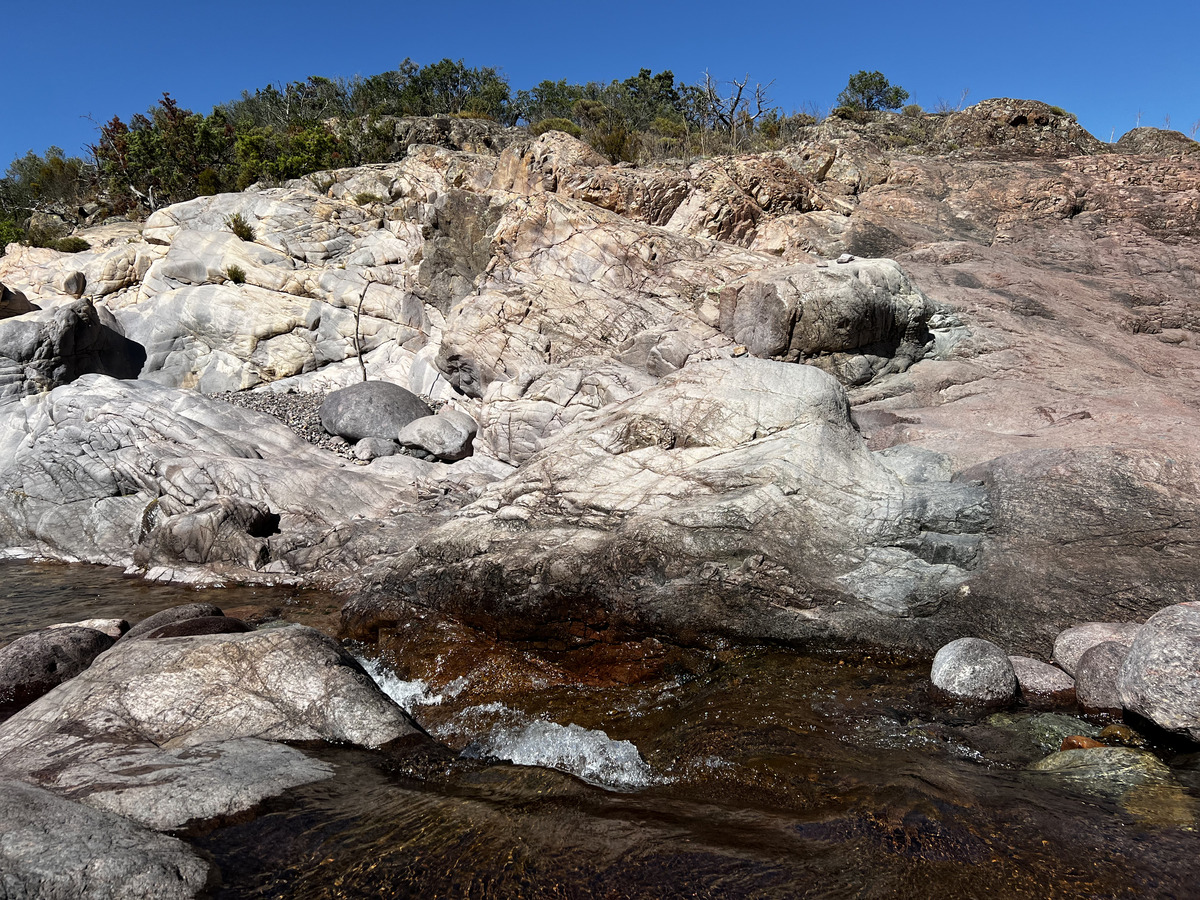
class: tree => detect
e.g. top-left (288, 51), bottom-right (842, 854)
top-left (836, 71), bottom-right (909, 112)
top-left (699, 72), bottom-right (775, 148)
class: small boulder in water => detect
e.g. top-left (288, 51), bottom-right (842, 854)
top-left (1052, 622), bottom-right (1141, 676)
top-left (1009, 655), bottom-right (1075, 706)
top-left (0, 626), bottom-right (115, 717)
top-left (931, 638), bottom-right (1017, 704)
top-left (123, 603), bottom-right (224, 641)
top-left (1118, 601), bottom-right (1200, 743)
top-left (1075, 641), bottom-right (1129, 713)
top-left (142, 616), bottom-right (252, 640)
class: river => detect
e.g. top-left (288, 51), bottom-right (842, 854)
top-left (3, 558), bottom-right (1198, 897)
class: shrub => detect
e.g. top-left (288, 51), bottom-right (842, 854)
top-left (530, 117), bottom-right (583, 139)
top-left (837, 71), bottom-right (909, 112)
top-left (902, 103), bottom-right (924, 118)
top-left (49, 236), bottom-right (91, 253)
top-left (353, 192), bottom-right (383, 205)
top-left (226, 212), bottom-right (255, 241)
top-left (0, 216), bottom-right (26, 248)
top-left (224, 264), bottom-right (247, 284)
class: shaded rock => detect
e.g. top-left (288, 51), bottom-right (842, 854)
top-left (48, 617), bottom-right (129, 639)
top-left (0, 280), bottom-right (35, 319)
top-left (0, 626), bottom-right (115, 717)
top-left (1100, 724), bottom-right (1149, 749)
top-left (354, 436), bottom-right (398, 460)
top-left (1008, 655), bottom-right (1075, 706)
top-left (1052, 622), bottom-right (1141, 676)
top-left (0, 778), bottom-right (219, 898)
top-left (320, 380), bottom-right (432, 442)
top-left (124, 603), bottom-right (224, 641)
top-left (1075, 640), bottom-right (1129, 712)
top-left (930, 638), bottom-right (1017, 704)
top-left (1118, 602), bottom-right (1200, 742)
top-left (142, 616), bottom-right (252, 640)
top-left (0, 625), bottom-right (421, 830)
top-left (717, 258), bottom-right (934, 383)
top-left (0, 298), bottom-right (145, 401)
top-left (397, 413), bottom-right (474, 461)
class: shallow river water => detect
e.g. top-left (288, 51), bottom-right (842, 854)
top-left (3, 559), bottom-right (1199, 898)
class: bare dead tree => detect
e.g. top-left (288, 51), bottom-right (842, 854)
top-left (702, 71), bottom-right (775, 149)
top-left (353, 275), bottom-right (372, 383)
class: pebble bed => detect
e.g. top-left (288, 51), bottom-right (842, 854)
top-left (212, 390), bottom-right (356, 459)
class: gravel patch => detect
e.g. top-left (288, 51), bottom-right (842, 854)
top-left (211, 390), bottom-right (356, 459)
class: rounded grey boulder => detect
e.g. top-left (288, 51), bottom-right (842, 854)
top-left (320, 380), bottom-right (432, 443)
top-left (1119, 602), bottom-right (1200, 742)
top-left (931, 637), bottom-right (1017, 703)
top-left (397, 413), bottom-right (474, 461)
top-left (1075, 641), bottom-right (1129, 712)
top-left (1052, 622), bottom-right (1141, 676)
top-left (1009, 655), bottom-right (1075, 706)
top-left (0, 626), bottom-right (115, 717)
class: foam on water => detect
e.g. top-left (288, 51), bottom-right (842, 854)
top-left (357, 656), bottom-right (467, 712)
top-left (465, 719), bottom-right (656, 791)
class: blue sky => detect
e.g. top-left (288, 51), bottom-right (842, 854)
top-left (4, 0), bottom-right (1198, 166)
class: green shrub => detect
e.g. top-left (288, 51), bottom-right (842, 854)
top-left (837, 71), bottom-right (909, 112)
top-left (530, 117), bottom-right (583, 138)
top-left (224, 264), bottom-right (247, 284)
top-left (0, 216), bottom-right (26, 248)
top-left (49, 236), bottom-right (91, 253)
top-left (902, 103), bottom-right (924, 117)
top-left (353, 192), bottom-right (383, 205)
top-left (226, 212), bottom-right (255, 241)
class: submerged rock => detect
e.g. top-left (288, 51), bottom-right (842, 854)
top-left (930, 638), bottom-right (1017, 704)
top-left (1119, 602), bottom-right (1200, 743)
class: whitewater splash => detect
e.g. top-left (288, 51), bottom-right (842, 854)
top-left (359, 656), bottom-right (656, 791)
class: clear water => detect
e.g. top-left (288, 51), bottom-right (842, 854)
top-left (3, 559), bottom-right (1199, 898)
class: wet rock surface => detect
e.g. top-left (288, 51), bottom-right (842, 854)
top-left (1119, 602), bottom-right (1200, 742)
top-left (931, 638), bottom-right (1017, 703)
top-left (0, 626), bottom-right (115, 717)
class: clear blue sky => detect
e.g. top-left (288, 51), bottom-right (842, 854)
top-left (4, 0), bottom-right (1198, 166)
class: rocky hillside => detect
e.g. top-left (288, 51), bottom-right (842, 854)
top-left (1, 101), bottom-right (1199, 656)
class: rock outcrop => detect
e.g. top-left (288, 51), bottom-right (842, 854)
top-left (1, 107), bottom-right (1199, 655)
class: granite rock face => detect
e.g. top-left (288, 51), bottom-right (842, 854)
top-left (1, 110), bottom-right (1199, 655)
top-left (0, 625), bottom-right (421, 830)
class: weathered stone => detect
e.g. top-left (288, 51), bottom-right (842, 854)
top-left (0, 778), bottom-right (219, 898)
top-left (1060, 735), bottom-right (1105, 750)
top-left (0, 625), bottom-right (421, 830)
top-left (47, 618), bottom-right (129, 639)
top-left (0, 627), bottom-right (115, 717)
top-left (1008, 655), bottom-right (1075, 706)
top-left (986, 712), bottom-right (1099, 754)
top-left (0, 299), bottom-right (145, 400)
top-left (123, 603), bottom-right (225, 641)
top-left (397, 413), bottom-right (474, 461)
top-left (320, 380), bottom-right (432, 442)
top-left (0, 281), bottom-right (35, 319)
top-left (1118, 602), bottom-right (1200, 742)
top-left (1029, 747), bottom-right (1195, 825)
top-left (1075, 640), bottom-right (1129, 712)
top-left (354, 436), bottom-right (398, 460)
top-left (142, 615), bottom-right (251, 640)
top-left (1052, 623), bottom-right (1141, 677)
top-left (930, 638), bottom-right (1017, 704)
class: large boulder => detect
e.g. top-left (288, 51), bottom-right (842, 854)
top-left (930, 638), bottom-right (1017, 703)
top-left (0, 778), bottom-right (218, 898)
top-left (0, 626), bottom-right (115, 717)
top-left (320, 380), bottom-right (432, 442)
top-left (0, 298), bottom-right (145, 401)
top-left (1119, 602), bottom-right (1200, 742)
top-left (0, 625), bottom-right (422, 830)
top-left (347, 358), bottom-right (990, 650)
top-left (397, 412), bottom-right (474, 461)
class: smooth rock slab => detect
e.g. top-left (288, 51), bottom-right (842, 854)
top-left (1052, 622), bottom-right (1142, 676)
top-left (0, 626), bottom-right (115, 717)
top-left (1119, 602), bottom-right (1200, 742)
top-left (320, 380), bottom-right (432, 443)
top-left (0, 778), bottom-right (219, 898)
top-left (931, 638), bottom-right (1017, 703)
top-left (1075, 641), bottom-right (1129, 712)
top-left (0, 625), bottom-right (421, 830)
top-left (1008, 655), bottom-right (1075, 706)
